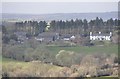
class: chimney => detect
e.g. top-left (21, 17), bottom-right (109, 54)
top-left (90, 32), bottom-right (92, 36)
top-left (110, 32), bottom-right (112, 36)
top-left (99, 32), bottom-right (101, 34)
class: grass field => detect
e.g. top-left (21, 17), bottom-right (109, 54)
top-left (46, 44), bottom-right (118, 55)
top-left (2, 57), bottom-right (65, 77)
top-left (1, 43), bottom-right (119, 78)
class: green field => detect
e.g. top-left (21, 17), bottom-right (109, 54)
top-left (2, 56), bottom-right (65, 77)
top-left (46, 45), bottom-right (118, 55)
top-left (1, 44), bottom-right (118, 78)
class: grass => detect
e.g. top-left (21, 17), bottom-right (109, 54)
top-left (2, 57), bottom-right (20, 63)
top-left (2, 57), bottom-right (64, 77)
top-left (85, 77), bottom-right (119, 79)
top-left (2, 57), bottom-right (119, 78)
top-left (46, 44), bottom-right (118, 55)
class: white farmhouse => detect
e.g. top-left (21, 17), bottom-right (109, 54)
top-left (90, 32), bottom-right (112, 41)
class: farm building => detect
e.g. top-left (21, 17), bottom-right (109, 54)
top-left (90, 32), bottom-right (112, 41)
top-left (35, 32), bottom-right (59, 43)
top-left (61, 34), bottom-right (76, 41)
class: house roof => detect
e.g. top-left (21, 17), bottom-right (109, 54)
top-left (61, 34), bottom-right (73, 38)
top-left (14, 32), bottom-right (26, 36)
top-left (90, 34), bottom-right (110, 36)
top-left (37, 32), bottom-right (59, 38)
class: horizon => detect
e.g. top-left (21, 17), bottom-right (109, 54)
top-left (1, 11), bottom-right (118, 15)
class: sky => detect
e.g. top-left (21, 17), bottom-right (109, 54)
top-left (1, 0), bottom-right (119, 2)
top-left (1, 2), bottom-right (118, 14)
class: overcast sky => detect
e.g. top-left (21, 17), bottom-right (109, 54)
top-left (2, 2), bottom-right (118, 14)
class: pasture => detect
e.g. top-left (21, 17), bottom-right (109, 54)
top-left (46, 44), bottom-right (118, 55)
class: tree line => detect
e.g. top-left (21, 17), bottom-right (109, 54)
top-left (50, 17), bottom-right (119, 34)
top-left (4, 17), bottom-right (119, 36)
top-left (15, 21), bottom-right (47, 36)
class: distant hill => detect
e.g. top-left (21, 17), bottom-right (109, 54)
top-left (1, 11), bottom-right (118, 21)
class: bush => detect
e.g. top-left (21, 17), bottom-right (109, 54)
top-left (55, 50), bottom-right (82, 67)
top-left (3, 45), bottom-right (26, 60)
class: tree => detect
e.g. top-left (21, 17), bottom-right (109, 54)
top-left (2, 35), bottom-right (10, 44)
top-left (99, 18), bottom-right (104, 30)
top-left (39, 21), bottom-right (47, 33)
top-left (95, 17), bottom-right (100, 31)
top-left (2, 25), bottom-right (7, 34)
top-left (50, 20), bottom-right (56, 31)
top-left (83, 19), bottom-right (88, 34)
top-left (106, 18), bottom-right (114, 32)
top-left (114, 19), bottom-right (118, 26)
top-left (89, 20), bottom-right (94, 32)
top-left (10, 34), bottom-right (18, 41)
